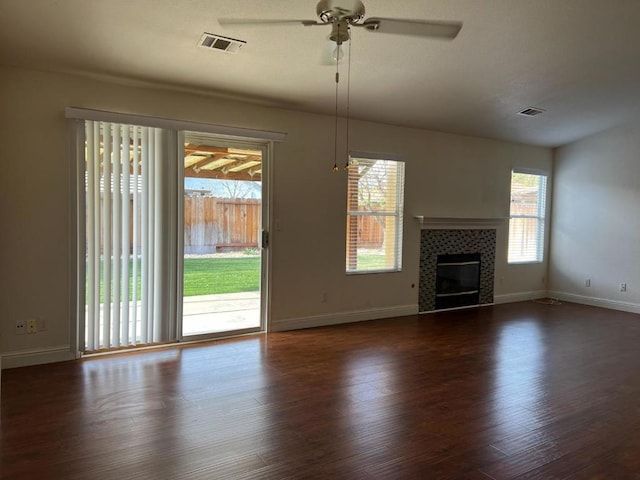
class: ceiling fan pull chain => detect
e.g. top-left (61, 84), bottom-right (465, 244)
top-left (344, 27), bottom-right (352, 170)
top-left (333, 45), bottom-right (340, 173)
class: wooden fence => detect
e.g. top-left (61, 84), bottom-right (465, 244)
top-left (184, 197), bottom-right (260, 253)
top-left (354, 215), bottom-right (384, 249)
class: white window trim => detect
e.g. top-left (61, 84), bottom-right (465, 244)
top-left (508, 169), bottom-right (548, 264)
top-left (346, 153), bottom-right (405, 274)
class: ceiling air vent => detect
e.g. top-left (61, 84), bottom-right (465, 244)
top-left (517, 107), bottom-right (546, 117)
top-left (198, 33), bottom-right (246, 53)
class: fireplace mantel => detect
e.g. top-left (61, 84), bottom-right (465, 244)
top-left (414, 216), bottom-right (507, 230)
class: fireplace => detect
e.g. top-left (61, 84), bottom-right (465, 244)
top-left (435, 253), bottom-right (481, 309)
top-left (419, 227), bottom-right (497, 312)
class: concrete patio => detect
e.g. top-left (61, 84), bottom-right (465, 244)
top-left (182, 291), bottom-right (261, 336)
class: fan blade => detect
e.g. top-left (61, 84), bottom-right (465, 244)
top-left (361, 18), bottom-right (462, 39)
top-left (218, 18), bottom-right (320, 27)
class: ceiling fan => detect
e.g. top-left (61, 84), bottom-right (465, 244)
top-left (218, 0), bottom-right (463, 49)
top-left (219, 1), bottom-right (462, 172)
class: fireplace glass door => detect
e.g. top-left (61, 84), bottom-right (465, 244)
top-left (435, 253), bottom-right (481, 310)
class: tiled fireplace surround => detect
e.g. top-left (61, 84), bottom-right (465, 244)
top-left (419, 224), bottom-right (497, 312)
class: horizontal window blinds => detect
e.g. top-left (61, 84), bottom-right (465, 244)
top-left (508, 171), bottom-right (547, 263)
top-left (346, 157), bottom-right (405, 273)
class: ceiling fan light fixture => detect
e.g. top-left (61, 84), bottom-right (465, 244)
top-left (329, 20), bottom-right (351, 44)
top-left (332, 44), bottom-right (344, 62)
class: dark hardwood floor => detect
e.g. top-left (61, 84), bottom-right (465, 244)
top-left (2, 301), bottom-right (640, 479)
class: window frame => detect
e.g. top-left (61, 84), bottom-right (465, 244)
top-left (507, 168), bottom-right (548, 264)
top-left (345, 152), bottom-right (406, 275)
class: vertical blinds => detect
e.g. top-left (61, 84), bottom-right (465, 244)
top-left (508, 171), bottom-right (547, 263)
top-left (84, 121), bottom-right (173, 351)
top-left (346, 157), bottom-right (405, 273)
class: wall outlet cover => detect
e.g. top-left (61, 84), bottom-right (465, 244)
top-left (15, 320), bottom-right (26, 334)
top-left (26, 318), bottom-right (38, 334)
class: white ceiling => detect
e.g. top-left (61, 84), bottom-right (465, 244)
top-left (2, 0), bottom-right (640, 147)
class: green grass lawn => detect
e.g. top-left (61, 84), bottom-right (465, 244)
top-left (353, 254), bottom-right (388, 270)
top-left (183, 257), bottom-right (260, 296)
top-left (90, 257), bottom-right (260, 302)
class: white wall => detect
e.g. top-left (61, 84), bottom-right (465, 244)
top-left (0, 65), bottom-right (552, 366)
top-left (549, 120), bottom-right (640, 312)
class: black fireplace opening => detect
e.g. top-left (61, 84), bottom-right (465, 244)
top-left (435, 253), bottom-right (481, 310)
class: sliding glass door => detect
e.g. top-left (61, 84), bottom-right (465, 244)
top-left (77, 121), bottom-right (269, 353)
top-left (180, 133), bottom-right (265, 338)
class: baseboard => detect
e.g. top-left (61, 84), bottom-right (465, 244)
top-left (493, 290), bottom-right (548, 304)
top-left (271, 304), bottom-right (419, 332)
top-left (548, 291), bottom-right (640, 315)
top-left (1, 345), bottom-right (76, 369)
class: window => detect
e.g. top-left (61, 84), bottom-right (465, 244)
top-left (508, 170), bottom-right (547, 263)
top-left (346, 154), bottom-right (405, 273)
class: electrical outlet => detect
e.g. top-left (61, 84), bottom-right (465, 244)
top-left (38, 317), bottom-right (48, 332)
top-left (15, 320), bottom-right (26, 335)
top-left (585, 278), bottom-right (591, 287)
top-left (26, 318), bottom-right (38, 334)
top-left (620, 283), bottom-right (627, 292)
